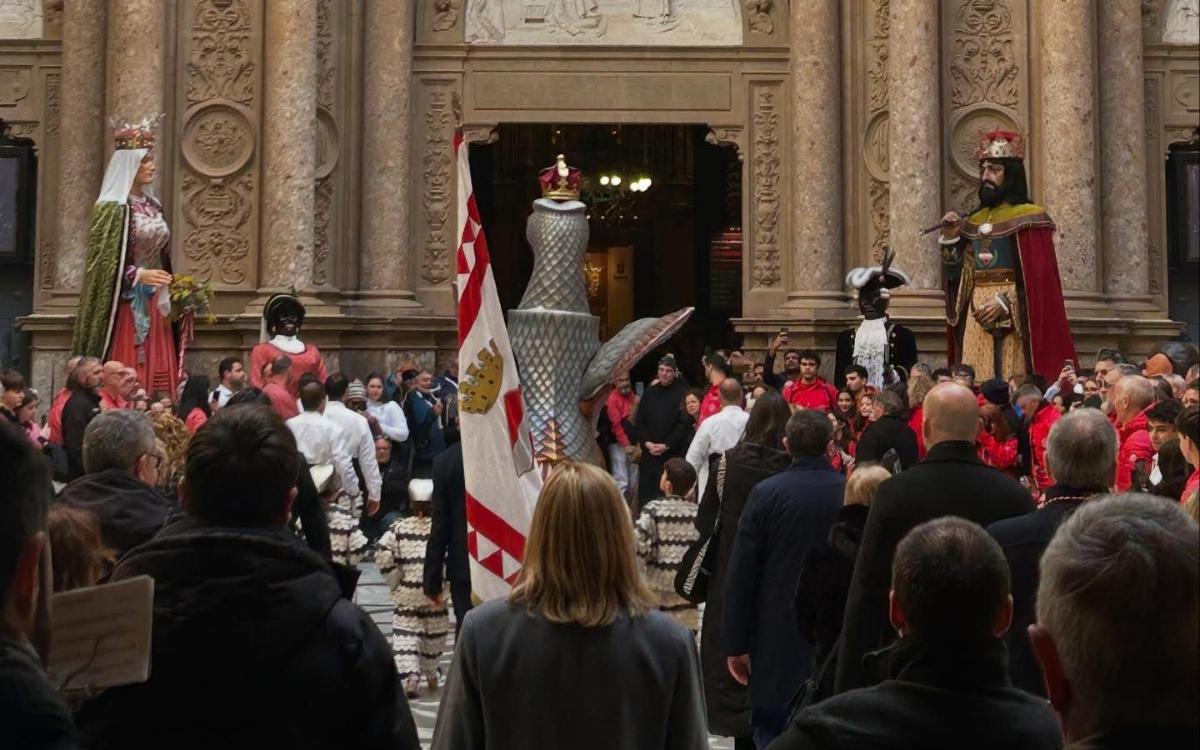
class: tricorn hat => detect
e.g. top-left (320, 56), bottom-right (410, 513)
top-left (845, 247), bottom-right (911, 296)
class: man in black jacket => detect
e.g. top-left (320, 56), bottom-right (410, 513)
top-left (769, 518), bottom-right (1061, 750)
top-left (424, 438), bottom-right (471, 635)
top-left (987, 408), bottom-right (1115, 696)
top-left (61, 357), bottom-right (102, 480)
top-left (835, 383), bottom-right (1034, 693)
top-left (0, 423), bottom-right (79, 749)
top-left (76, 405), bottom-right (419, 750)
top-left (724, 410), bottom-right (845, 747)
top-left (855, 389), bottom-right (919, 472)
top-left (633, 355), bottom-right (691, 505)
top-left (55, 409), bottom-right (173, 559)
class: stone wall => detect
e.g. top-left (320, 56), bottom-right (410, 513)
top-left (10, 0), bottom-right (1198, 401)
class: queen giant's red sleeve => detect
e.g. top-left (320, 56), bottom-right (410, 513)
top-left (1016, 227), bottom-right (1078, 384)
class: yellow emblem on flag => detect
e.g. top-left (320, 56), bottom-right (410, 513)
top-left (459, 339), bottom-right (504, 415)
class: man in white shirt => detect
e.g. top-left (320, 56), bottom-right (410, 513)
top-left (686, 378), bottom-right (750, 497)
top-left (287, 380), bottom-right (357, 499)
top-left (210, 357), bottom-right (246, 409)
top-left (323, 374), bottom-right (382, 516)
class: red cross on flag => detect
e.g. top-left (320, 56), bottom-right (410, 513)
top-left (454, 131), bottom-right (543, 602)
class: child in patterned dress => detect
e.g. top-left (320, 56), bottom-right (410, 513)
top-left (634, 458), bottom-right (701, 635)
top-left (375, 479), bottom-right (449, 698)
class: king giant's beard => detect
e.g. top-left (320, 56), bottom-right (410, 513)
top-left (978, 181), bottom-right (1004, 208)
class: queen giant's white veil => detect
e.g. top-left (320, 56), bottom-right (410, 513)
top-left (95, 147), bottom-right (152, 205)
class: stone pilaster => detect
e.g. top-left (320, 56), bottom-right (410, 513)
top-left (887, 0), bottom-right (941, 291)
top-left (107, 0), bottom-right (165, 123)
top-left (54, 0), bottom-right (107, 294)
top-left (260, 0), bottom-right (317, 292)
top-left (1098, 0), bottom-right (1150, 299)
top-left (359, 0), bottom-right (419, 307)
top-left (1038, 0), bottom-right (1099, 295)
top-left (787, 0), bottom-right (842, 307)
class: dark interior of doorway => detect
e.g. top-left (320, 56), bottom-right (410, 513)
top-left (467, 123), bottom-right (742, 387)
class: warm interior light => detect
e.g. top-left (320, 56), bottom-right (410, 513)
top-left (611, 175), bottom-right (621, 186)
top-left (599, 175), bottom-right (610, 186)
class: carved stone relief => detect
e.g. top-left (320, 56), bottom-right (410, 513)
top-left (43, 71), bottom-right (58, 136)
top-left (312, 0), bottom-right (341, 288)
top-left (464, 0), bottom-right (743, 46)
top-left (177, 0), bottom-right (259, 289)
top-left (433, 0), bottom-right (460, 31)
top-left (421, 87), bottom-right (454, 286)
top-left (1144, 77), bottom-right (1160, 137)
top-left (705, 126), bottom-right (744, 161)
top-left (746, 0), bottom-right (772, 34)
top-left (860, 0), bottom-right (891, 262)
top-left (943, 0), bottom-right (1026, 213)
top-left (751, 88), bottom-right (781, 289)
top-left (949, 0), bottom-right (1018, 108)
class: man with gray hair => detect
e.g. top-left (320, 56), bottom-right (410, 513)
top-left (56, 409), bottom-right (173, 557)
top-left (1031, 494), bottom-right (1199, 747)
top-left (988, 408), bottom-right (1118, 696)
top-left (855, 388), bottom-right (919, 472)
top-left (1110, 374), bottom-right (1156, 491)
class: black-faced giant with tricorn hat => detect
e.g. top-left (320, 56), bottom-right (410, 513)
top-left (835, 247), bottom-right (919, 389)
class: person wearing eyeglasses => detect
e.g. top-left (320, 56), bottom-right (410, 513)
top-left (55, 409), bottom-right (173, 559)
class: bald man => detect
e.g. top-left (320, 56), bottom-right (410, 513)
top-left (834, 383), bottom-right (1035, 693)
top-left (1112, 375), bottom-right (1157, 492)
top-left (99, 360), bottom-right (130, 411)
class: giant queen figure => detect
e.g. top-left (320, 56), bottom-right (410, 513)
top-left (939, 130), bottom-right (1076, 382)
top-left (72, 117), bottom-right (179, 395)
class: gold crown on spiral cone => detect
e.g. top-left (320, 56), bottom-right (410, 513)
top-left (538, 154), bottom-right (582, 201)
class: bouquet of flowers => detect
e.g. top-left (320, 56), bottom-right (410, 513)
top-left (167, 275), bottom-right (216, 384)
top-left (167, 275), bottom-right (216, 324)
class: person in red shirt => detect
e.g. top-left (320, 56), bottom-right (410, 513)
top-left (261, 355), bottom-right (299, 422)
top-left (782, 349), bottom-right (838, 412)
top-left (1110, 375), bottom-right (1157, 492)
top-left (978, 403), bottom-right (1019, 474)
top-left (697, 354), bottom-right (731, 425)
top-left (605, 373), bottom-right (639, 503)
top-left (98, 360), bottom-right (133, 411)
top-left (1176, 405), bottom-right (1199, 505)
top-left (1014, 383), bottom-right (1060, 493)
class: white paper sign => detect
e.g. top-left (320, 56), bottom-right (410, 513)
top-left (46, 575), bottom-right (154, 691)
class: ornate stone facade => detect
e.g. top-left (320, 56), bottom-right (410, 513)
top-left (3, 0), bottom-right (1194, 398)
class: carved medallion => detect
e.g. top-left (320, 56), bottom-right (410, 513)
top-left (182, 103), bottom-right (255, 177)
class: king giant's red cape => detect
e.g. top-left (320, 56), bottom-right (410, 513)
top-left (1014, 225), bottom-right (1078, 383)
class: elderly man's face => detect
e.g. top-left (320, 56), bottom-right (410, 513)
top-left (416, 372), bottom-right (434, 392)
top-left (657, 364), bottom-right (676, 385)
top-left (1101, 369), bottom-right (1123, 403)
top-left (119, 368), bottom-right (137, 397)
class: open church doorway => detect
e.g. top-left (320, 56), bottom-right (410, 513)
top-left (466, 123), bottom-right (742, 387)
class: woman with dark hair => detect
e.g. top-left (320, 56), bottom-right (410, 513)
top-left (176, 373), bottom-right (212, 434)
top-left (695, 390), bottom-right (793, 748)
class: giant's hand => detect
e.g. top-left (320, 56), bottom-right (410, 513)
top-left (136, 268), bottom-right (173, 288)
top-left (939, 211), bottom-right (963, 243)
top-left (972, 298), bottom-right (1008, 326)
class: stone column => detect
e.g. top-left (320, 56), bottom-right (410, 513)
top-left (359, 0), bottom-right (418, 306)
top-left (1038, 1), bottom-right (1099, 294)
top-left (261, 0), bottom-right (317, 291)
top-left (55, 0), bottom-right (107, 293)
top-left (888, 0), bottom-right (941, 291)
top-left (107, 0), bottom-right (165, 121)
top-left (1098, 0), bottom-right (1150, 298)
top-left (787, 0), bottom-right (842, 305)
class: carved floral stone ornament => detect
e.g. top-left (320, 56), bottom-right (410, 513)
top-left (746, 0), bottom-right (773, 34)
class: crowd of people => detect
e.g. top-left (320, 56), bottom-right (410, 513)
top-left (1, 333), bottom-right (1198, 749)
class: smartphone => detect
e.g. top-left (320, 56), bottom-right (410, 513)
top-left (1063, 359), bottom-right (1074, 371)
